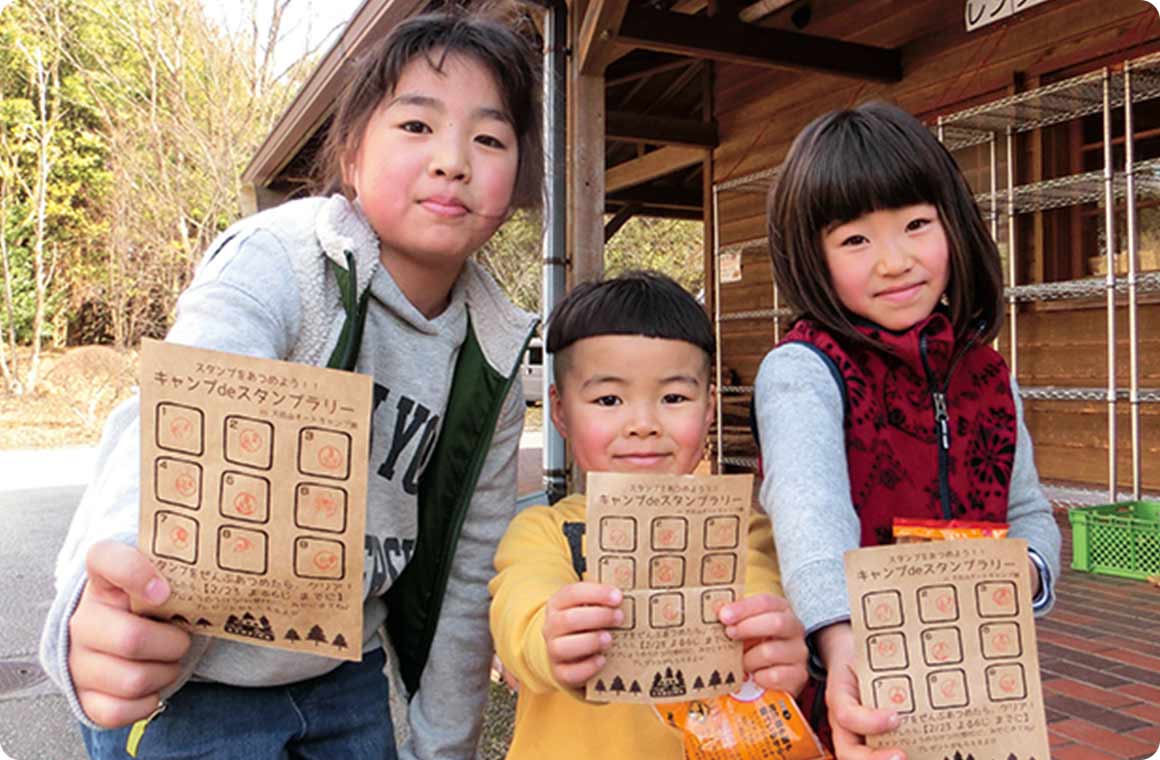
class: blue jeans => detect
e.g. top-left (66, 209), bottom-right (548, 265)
top-left (81, 648), bottom-right (397, 759)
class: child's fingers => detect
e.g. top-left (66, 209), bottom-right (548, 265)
top-left (85, 540), bottom-right (171, 609)
top-left (727, 609), bottom-right (806, 645)
top-left (741, 637), bottom-right (808, 675)
top-left (551, 654), bottom-right (607, 689)
top-left (546, 630), bottom-right (612, 664)
top-left (544, 603), bottom-right (623, 639)
top-left (750, 663), bottom-right (809, 696)
top-left (717, 593), bottom-right (791, 627)
top-left (827, 668), bottom-right (903, 759)
top-left (69, 595), bottom-right (191, 663)
top-left (75, 688), bottom-right (164, 730)
top-left (547, 582), bottom-right (622, 613)
top-left (69, 649), bottom-right (182, 701)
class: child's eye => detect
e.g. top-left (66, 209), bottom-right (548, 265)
top-left (400, 121), bottom-right (430, 134)
top-left (662, 393), bottom-right (690, 404)
top-left (593, 395), bottom-right (621, 407)
top-left (475, 134), bottom-right (507, 149)
top-left (906, 217), bottom-right (933, 231)
top-left (840, 234), bottom-right (868, 247)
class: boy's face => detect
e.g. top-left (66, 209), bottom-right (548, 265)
top-left (549, 335), bottom-right (714, 476)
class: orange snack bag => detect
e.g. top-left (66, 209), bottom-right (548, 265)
top-left (655, 681), bottom-right (831, 760)
top-left (892, 518), bottom-right (1008, 543)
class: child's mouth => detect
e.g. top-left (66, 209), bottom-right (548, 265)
top-left (421, 197), bottom-right (469, 217)
top-left (614, 453), bottom-right (671, 468)
top-left (876, 282), bottom-right (924, 303)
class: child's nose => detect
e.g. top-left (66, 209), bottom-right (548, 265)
top-left (429, 133), bottom-right (471, 182)
top-left (625, 405), bottom-right (661, 437)
top-left (876, 239), bottom-right (912, 276)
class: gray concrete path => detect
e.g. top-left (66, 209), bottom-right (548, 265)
top-left (0, 483), bottom-right (88, 759)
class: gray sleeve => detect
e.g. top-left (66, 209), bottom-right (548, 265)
top-left (38, 229), bottom-right (302, 724)
top-left (1005, 377), bottom-right (1062, 616)
top-left (401, 383), bottom-right (524, 760)
top-left (755, 343), bottom-right (859, 635)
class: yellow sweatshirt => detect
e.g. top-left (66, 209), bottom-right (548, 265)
top-left (489, 493), bottom-right (784, 760)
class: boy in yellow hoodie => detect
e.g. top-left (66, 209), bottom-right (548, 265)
top-left (489, 271), bottom-right (808, 759)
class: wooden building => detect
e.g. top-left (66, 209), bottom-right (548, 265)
top-left (243, 0), bottom-right (1159, 500)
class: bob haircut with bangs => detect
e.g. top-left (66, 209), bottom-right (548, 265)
top-left (765, 101), bottom-right (1004, 347)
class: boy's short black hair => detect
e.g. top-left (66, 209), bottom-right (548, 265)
top-left (546, 271), bottom-right (714, 385)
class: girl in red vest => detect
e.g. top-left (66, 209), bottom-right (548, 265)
top-left (753, 101), bottom-right (1061, 760)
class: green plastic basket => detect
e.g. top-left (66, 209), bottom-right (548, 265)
top-left (1068, 501), bottom-right (1160, 580)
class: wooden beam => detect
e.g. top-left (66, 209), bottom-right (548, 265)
top-left (616, 7), bottom-right (902, 83)
top-left (607, 185), bottom-right (703, 211)
top-left (606, 146), bottom-right (707, 193)
top-left (607, 111), bottom-right (718, 148)
top-left (578, 0), bottom-right (631, 75)
top-left (604, 204), bottom-right (638, 243)
top-left (607, 204), bottom-right (702, 220)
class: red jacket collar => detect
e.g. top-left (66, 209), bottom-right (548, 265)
top-left (849, 310), bottom-right (956, 384)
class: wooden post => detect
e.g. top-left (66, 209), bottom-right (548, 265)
top-left (568, 0), bottom-right (607, 288)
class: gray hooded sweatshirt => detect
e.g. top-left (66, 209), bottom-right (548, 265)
top-left (40, 195), bottom-right (537, 759)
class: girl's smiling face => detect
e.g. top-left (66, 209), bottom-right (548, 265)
top-left (821, 203), bottom-right (950, 332)
top-left (345, 52), bottom-right (519, 294)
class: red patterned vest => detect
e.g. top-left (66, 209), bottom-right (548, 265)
top-left (780, 311), bottom-right (1016, 548)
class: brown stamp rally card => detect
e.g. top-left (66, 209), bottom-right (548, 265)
top-left (137, 339), bottom-right (373, 661)
top-left (844, 538), bottom-right (1051, 760)
top-left (585, 472), bottom-right (753, 703)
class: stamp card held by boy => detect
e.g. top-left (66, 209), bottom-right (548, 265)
top-left (137, 339), bottom-right (372, 660)
top-left (585, 472), bottom-right (752, 703)
top-left (844, 538), bottom-right (1051, 760)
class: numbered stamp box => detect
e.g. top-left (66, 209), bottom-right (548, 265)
top-left (219, 471), bottom-right (270, 524)
top-left (217, 526), bottom-right (268, 575)
top-left (976, 581), bottom-right (1019, 617)
top-left (651, 517), bottom-right (688, 551)
top-left (153, 510), bottom-right (198, 564)
top-left (294, 483), bottom-right (348, 534)
top-left (156, 403), bottom-right (204, 456)
top-left (298, 427), bottom-right (351, 480)
top-left (600, 516), bottom-right (637, 552)
top-left (917, 584), bottom-right (959, 623)
top-left (649, 592), bottom-right (685, 629)
top-left (294, 536), bottom-right (345, 580)
top-left (980, 621), bottom-right (1023, 659)
top-left (867, 631), bottom-right (908, 671)
top-left (985, 663), bottom-right (1027, 702)
top-left (154, 457), bottom-right (202, 510)
top-left (701, 554), bottom-right (737, 586)
top-left (224, 416), bottom-right (274, 470)
top-left (872, 675), bottom-right (914, 714)
top-left (921, 627), bottom-right (964, 666)
top-left (649, 555), bottom-right (685, 588)
top-left (599, 556), bottom-right (636, 589)
top-left (927, 669), bottom-right (969, 709)
top-left (703, 515), bottom-right (740, 549)
top-left (862, 590), bottom-right (904, 629)
top-left (701, 588), bottom-right (735, 624)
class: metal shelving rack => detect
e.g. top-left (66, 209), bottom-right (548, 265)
top-left (710, 168), bottom-right (785, 471)
top-left (938, 51), bottom-right (1160, 502)
top-left (708, 51), bottom-right (1160, 501)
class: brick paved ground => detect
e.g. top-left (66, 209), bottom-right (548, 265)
top-left (1039, 510), bottom-right (1160, 759)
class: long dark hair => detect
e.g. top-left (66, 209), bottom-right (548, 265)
top-left (766, 100), bottom-right (1003, 345)
top-left (313, 9), bottom-right (541, 208)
